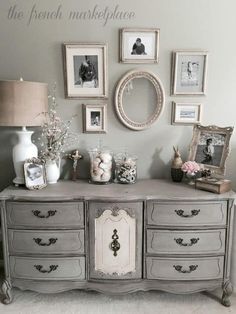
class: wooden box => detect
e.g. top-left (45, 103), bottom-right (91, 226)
top-left (195, 178), bottom-right (231, 194)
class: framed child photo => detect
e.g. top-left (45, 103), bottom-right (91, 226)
top-left (172, 102), bottom-right (202, 125)
top-left (24, 158), bottom-right (47, 190)
top-left (171, 51), bottom-right (208, 95)
top-left (63, 43), bottom-right (108, 98)
top-left (120, 28), bottom-right (160, 63)
top-left (189, 124), bottom-right (234, 175)
top-left (83, 104), bottom-right (107, 133)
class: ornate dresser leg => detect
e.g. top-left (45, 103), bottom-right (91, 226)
top-left (1, 280), bottom-right (13, 304)
top-left (222, 281), bottom-right (233, 307)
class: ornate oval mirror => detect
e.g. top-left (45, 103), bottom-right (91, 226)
top-left (115, 70), bottom-right (165, 130)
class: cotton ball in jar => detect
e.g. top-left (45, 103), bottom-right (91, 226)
top-left (101, 172), bottom-right (111, 182)
top-left (99, 162), bottom-right (112, 171)
top-left (100, 153), bottom-right (112, 164)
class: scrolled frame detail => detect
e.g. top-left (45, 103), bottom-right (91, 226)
top-left (114, 69), bottom-right (165, 131)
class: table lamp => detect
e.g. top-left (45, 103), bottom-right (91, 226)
top-left (0, 79), bottom-right (48, 185)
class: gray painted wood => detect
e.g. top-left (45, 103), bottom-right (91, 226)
top-left (8, 229), bottom-right (84, 255)
top-left (146, 229), bottom-right (225, 255)
top-left (11, 278), bottom-right (223, 295)
top-left (0, 179), bottom-right (235, 202)
top-left (6, 201), bottom-right (84, 228)
top-left (10, 256), bottom-right (85, 280)
top-left (0, 179), bottom-right (235, 306)
top-left (147, 201), bottom-right (227, 226)
top-left (146, 256), bottom-right (224, 280)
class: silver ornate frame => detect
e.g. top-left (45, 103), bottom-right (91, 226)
top-left (114, 70), bottom-right (165, 131)
top-left (189, 124), bottom-right (234, 175)
top-left (24, 158), bottom-right (47, 190)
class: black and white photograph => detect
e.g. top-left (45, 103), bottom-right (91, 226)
top-left (120, 28), bottom-right (160, 63)
top-left (171, 51), bottom-right (208, 95)
top-left (90, 111), bottom-right (101, 127)
top-left (172, 102), bottom-right (202, 125)
top-left (24, 158), bottom-right (47, 190)
top-left (189, 124), bottom-right (234, 175)
top-left (63, 43), bottom-right (108, 98)
top-left (74, 55), bottom-right (98, 88)
top-left (195, 133), bottom-right (226, 167)
top-left (180, 61), bottom-right (199, 86)
top-left (83, 104), bottom-right (107, 133)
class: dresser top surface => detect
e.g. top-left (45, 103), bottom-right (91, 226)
top-left (0, 179), bottom-right (235, 201)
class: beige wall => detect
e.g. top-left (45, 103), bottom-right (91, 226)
top-left (0, 0), bottom-right (236, 286)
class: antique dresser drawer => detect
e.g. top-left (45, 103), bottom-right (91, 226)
top-left (8, 229), bottom-right (84, 255)
top-left (146, 229), bottom-right (226, 255)
top-left (10, 256), bottom-right (85, 280)
top-left (147, 201), bottom-right (227, 226)
top-left (6, 202), bottom-right (84, 228)
top-left (146, 256), bottom-right (224, 280)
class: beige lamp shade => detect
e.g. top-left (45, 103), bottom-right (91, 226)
top-left (0, 80), bottom-right (48, 127)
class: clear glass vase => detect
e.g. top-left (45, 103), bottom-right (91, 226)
top-left (89, 148), bottom-right (113, 184)
top-left (114, 153), bottom-right (137, 184)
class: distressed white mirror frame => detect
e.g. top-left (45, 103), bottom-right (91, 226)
top-left (114, 70), bottom-right (165, 131)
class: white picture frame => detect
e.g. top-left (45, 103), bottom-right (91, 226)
top-left (63, 43), bottom-right (108, 98)
top-left (24, 158), bottom-right (47, 190)
top-left (120, 28), bottom-right (160, 63)
top-left (172, 102), bottom-right (202, 125)
top-left (171, 51), bottom-right (208, 95)
top-left (83, 104), bottom-right (107, 133)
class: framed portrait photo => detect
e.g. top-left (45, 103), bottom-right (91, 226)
top-left (172, 102), bottom-right (202, 125)
top-left (83, 104), bottom-right (107, 133)
top-left (189, 124), bottom-right (234, 175)
top-left (120, 28), bottom-right (160, 63)
top-left (171, 51), bottom-right (208, 95)
top-left (63, 43), bottom-right (108, 98)
top-left (24, 158), bottom-right (47, 190)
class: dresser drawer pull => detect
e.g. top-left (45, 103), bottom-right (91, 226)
top-left (175, 209), bottom-right (200, 218)
top-left (32, 210), bottom-right (57, 219)
top-left (173, 264), bottom-right (198, 274)
top-left (174, 237), bottom-right (200, 247)
top-left (34, 264), bottom-right (58, 273)
top-left (33, 238), bottom-right (58, 246)
top-left (110, 229), bottom-right (120, 257)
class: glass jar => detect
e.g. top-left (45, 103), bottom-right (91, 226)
top-left (89, 148), bottom-right (113, 184)
top-left (115, 153), bottom-right (137, 184)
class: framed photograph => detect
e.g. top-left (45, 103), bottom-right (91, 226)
top-left (120, 28), bottom-right (160, 63)
top-left (172, 102), bottom-right (202, 125)
top-left (24, 158), bottom-right (47, 190)
top-left (189, 124), bottom-right (234, 175)
top-left (63, 43), bottom-right (108, 98)
top-left (83, 104), bottom-right (107, 133)
top-left (171, 51), bottom-right (208, 95)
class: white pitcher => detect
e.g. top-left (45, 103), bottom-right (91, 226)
top-left (45, 159), bottom-right (60, 184)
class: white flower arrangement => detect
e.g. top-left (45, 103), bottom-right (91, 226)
top-left (39, 84), bottom-right (78, 161)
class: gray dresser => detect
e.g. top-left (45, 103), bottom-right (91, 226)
top-left (0, 180), bottom-right (235, 306)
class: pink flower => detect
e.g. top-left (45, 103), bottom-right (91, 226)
top-left (181, 161), bottom-right (200, 174)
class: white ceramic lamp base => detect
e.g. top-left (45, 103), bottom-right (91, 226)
top-left (12, 128), bottom-right (38, 185)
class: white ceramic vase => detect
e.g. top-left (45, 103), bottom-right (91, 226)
top-left (45, 159), bottom-right (60, 184)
